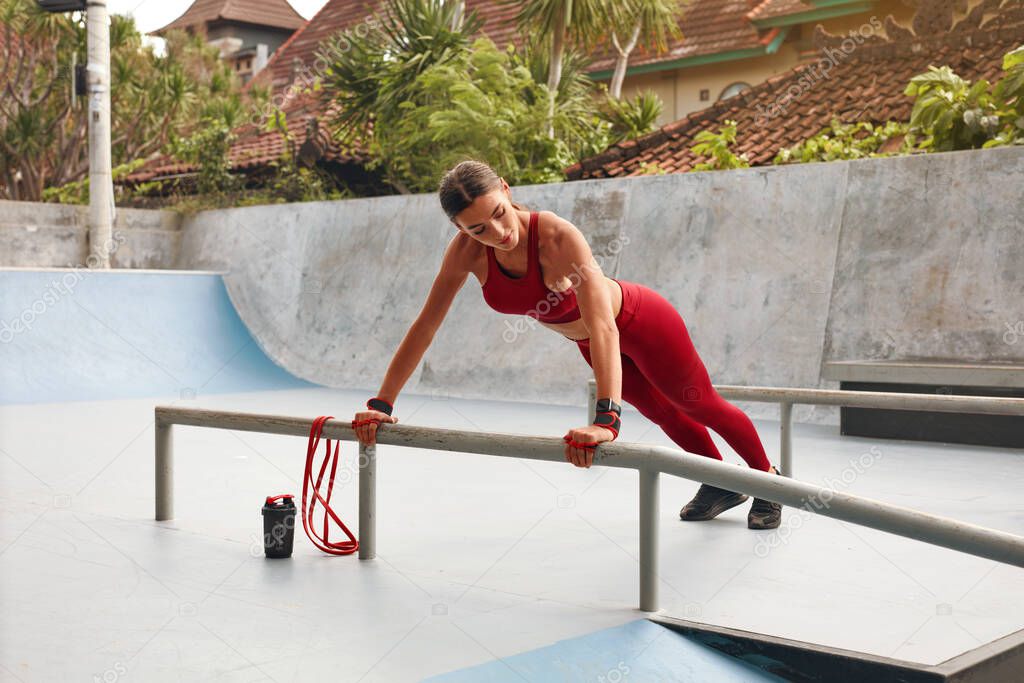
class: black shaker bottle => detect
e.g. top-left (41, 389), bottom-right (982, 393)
top-left (262, 494), bottom-right (296, 558)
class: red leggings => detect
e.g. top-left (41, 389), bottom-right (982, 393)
top-left (572, 279), bottom-right (772, 472)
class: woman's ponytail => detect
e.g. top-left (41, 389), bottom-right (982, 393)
top-left (439, 159), bottom-right (528, 219)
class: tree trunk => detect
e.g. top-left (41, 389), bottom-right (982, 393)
top-left (546, 0), bottom-right (570, 139)
top-left (610, 23), bottom-right (641, 100)
top-left (450, 0), bottom-right (465, 30)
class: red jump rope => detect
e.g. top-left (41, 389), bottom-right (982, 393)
top-left (287, 411), bottom-right (606, 554)
top-left (297, 415), bottom-right (362, 555)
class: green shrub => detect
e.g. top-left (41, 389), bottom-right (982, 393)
top-left (774, 119), bottom-right (908, 164)
top-left (904, 46), bottom-right (1024, 151)
top-left (690, 120), bottom-right (750, 171)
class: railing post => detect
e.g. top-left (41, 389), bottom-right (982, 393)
top-left (359, 441), bottom-right (376, 560)
top-left (639, 467), bottom-right (659, 612)
top-left (587, 378), bottom-right (597, 422)
top-left (780, 402), bottom-right (793, 478)
top-left (149, 405), bottom-right (1024, 570)
top-left (155, 419), bottom-right (174, 521)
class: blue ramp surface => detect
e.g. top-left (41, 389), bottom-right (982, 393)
top-left (423, 618), bottom-right (785, 682)
top-left (0, 268), bottom-right (312, 404)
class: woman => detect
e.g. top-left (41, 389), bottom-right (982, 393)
top-left (352, 159), bottom-right (782, 530)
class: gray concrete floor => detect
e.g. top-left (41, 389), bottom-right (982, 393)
top-left (2, 387), bottom-right (1023, 681)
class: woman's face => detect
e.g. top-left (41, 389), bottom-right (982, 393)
top-left (452, 185), bottom-right (518, 250)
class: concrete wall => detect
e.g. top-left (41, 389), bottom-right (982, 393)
top-left (4, 147), bottom-right (1021, 425)
top-left (824, 149), bottom-right (1024, 365)
top-left (0, 200), bottom-right (181, 269)
top-left (171, 147), bottom-right (1024, 426)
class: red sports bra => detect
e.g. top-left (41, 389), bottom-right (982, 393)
top-left (481, 211), bottom-right (581, 324)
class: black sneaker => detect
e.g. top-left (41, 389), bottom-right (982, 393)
top-left (679, 483), bottom-right (748, 521)
top-left (747, 466), bottom-right (783, 530)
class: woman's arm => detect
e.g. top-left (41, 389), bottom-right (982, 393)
top-left (545, 212), bottom-right (623, 408)
top-left (374, 233), bottom-right (470, 405)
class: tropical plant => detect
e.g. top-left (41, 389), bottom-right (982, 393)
top-left (690, 120), bottom-right (749, 171)
top-left (520, 36), bottom-right (595, 111)
top-left (317, 0), bottom-right (484, 192)
top-left (318, 0), bottom-right (617, 193)
top-left (597, 87), bottom-right (663, 145)
top-left (904, 46), bottom-right (1024, 151)
top-left (41, 159), bottom-right (147, 204)
top-left (504, 0), bottom-right (626, 136)
top-left (516, 40), bottom-right (616, 162)
top-left (262, 108), bottom-right (343, 203)
top-left (773, 119), bottom-right (908, 164)
top-left (985, 45), bottom-right (1024, 147)
top-left (0, 0), bottom-right (246, 200)
top-left (370, 36), bottom-right (612, 191)
top-left (171, 117), bottom-right (242, 195)
top-left (607, 0), bottom-right (686, 100)
top-left (636, 160), bottom-right (668, 175)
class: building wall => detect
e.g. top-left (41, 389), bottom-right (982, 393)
top-left (620, 48), bottom-right (803, 125)
top-left (206, 23), bottom-right (294, 55)
top-left (205, 23), bottom-right (296, 83)
top-left (612, 0), bottom-right (963, 127)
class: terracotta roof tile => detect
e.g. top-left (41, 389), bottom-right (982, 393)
top-left (247, 0), bottom-right (383, 95)
top-left (746, 0), bottom-right (816, 22)
top-left (135, 0), bottom-right (533, 182)
top-left (465, 0), bottom-right (527, 52)
top-left (582, 0), bottom-right (770, 70)
top-left (254, 0), bottom-right (793, 95)
top-left (214, 0), bottom-right (819, 181)
top-left (249, 0), bottom-right (527, 97)
top-left (125, 93), bottom-right (369, 183)
top-left (566, 2), bottom-right (1024, 180)
top-left (154, 0), bottom-right (306, 33)
top-left (134, 0), bottom-right (1024, 186)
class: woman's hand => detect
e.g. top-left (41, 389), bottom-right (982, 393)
top-left (563, 425), bottom-right (615, 468)
top-left (352, 410), bottom-right (398, 445)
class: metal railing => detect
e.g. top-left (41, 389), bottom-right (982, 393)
top-left (154, 396), bottom-right (1024, 614)
top-left (587, 380), bottom-right (1024, 478)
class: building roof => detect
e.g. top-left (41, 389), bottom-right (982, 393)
top-left (124, 93), bottom-right (369, 184)
top-left (132, 0), bottom-right (1023, 188)
top-left (582, 0), bottom-right (843, 77)
top-left (246, 0), bottom-right (381, 95)
top-left (153, 0), bottom-right (307, 35)
top-left (248, 0), bottom-right (527, 96)
top-left (746, 0), bottom-right (818, 24)
top-left (252, 0), bottom-right (814, 94)
top-left (177, 0), bottom-right (529, 179)
top-left (465, 0), bottom-right (525, 52)
top-left (565, 0), bottom-right (1024, 180)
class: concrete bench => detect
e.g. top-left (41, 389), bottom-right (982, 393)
top-left (822, 361), bottom-right (1024, 448)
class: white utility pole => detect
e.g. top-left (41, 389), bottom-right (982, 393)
top-left (86, 0), bottom-right (113, 268)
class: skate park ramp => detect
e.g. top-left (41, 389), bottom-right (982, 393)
top-left (3, 268), bottom-right (1024, 681)
top-left (0, 268), bottom-right (312, 405)
top-left (423, 616), bottom-right (1024, 682)
top-left (422, 618), bottom-right (785, 682)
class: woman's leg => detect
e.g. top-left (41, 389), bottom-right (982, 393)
top-left (617, 284), bottom-right (773, 473)
top-left (576, 342), bottom-right (724, 459)
top-left (577, 335), bottom-right (754, 522)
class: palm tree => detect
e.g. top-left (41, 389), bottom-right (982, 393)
top-left (316, 0), bottom-right (483, 193)
top-left (0, 0), bottom-right (240, 201)
top-left (608, 0), bottom-right (686, 100)
top-left (316, 0), bottom-right (481, 140)
top-left (506, 0), bottom-right (625, 137)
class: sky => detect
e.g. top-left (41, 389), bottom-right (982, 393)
top-left (107, 0), bottom-right (330, 34)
